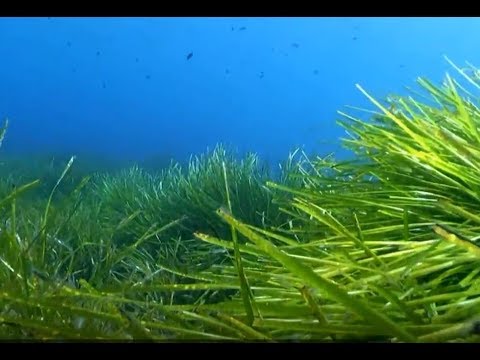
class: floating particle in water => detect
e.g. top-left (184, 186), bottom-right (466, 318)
top-left (186, 52), bottom-right (193, 60)
top-left (291, 43), bottom-right (299, 48)
top-left (239, 26), bottom-right (246, 31)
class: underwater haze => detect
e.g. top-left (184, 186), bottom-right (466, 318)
top-left (0, 16), bottom-right (479, 168)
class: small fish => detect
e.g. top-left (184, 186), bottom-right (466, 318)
top-left (258, 71), bottom-right (264, 79)
top-left (66, 41), bottom-right (72, 47)
top-left (145, 74), bottom-right (151, 80)
top-left (291, 43), bottom-right (299, 48)
top-left (225, 68), bottom-right (230, 75)
top-left (239, 26), bottom-right (246, 31)
top-left (186, 52), bottom-right (193, 60)
top-left (218, 206), bottom-right (232, 216)
top-left (102, 81), bottom-right (106, 89)
top-left (352, 36), bottom-right (358, 41)
top-left (135, 57), bottom-right (139, 63)
top-left (30, 266), bottom-right (50, 281)
top-left (313, 69), bottom-right (319, 75)
top-left (73, 316), bottom-right (86, 330)
top-left (231, 26), bottom-right (235, 31)
top-left (96, 51), bottom-right (100, 56)
top-left (471, 318), bottom-right (480, 335)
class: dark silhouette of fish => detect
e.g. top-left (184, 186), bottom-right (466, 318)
top-left (239, 26), bottom-right (246, 31)
top-left (291, 43), bottom-right (299, 48)
top-left (135, 57), bottom-right (139, 63)
top-left (96, 50), bottom-right (100, 56)
top-left (186, 52), bottom-right (193, 60)
top-left (231, 26), bottom-right (235, 31)
top-left (352, 36), bottom-right (358, 41)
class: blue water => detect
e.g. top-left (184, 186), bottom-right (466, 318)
top-left (0, 17), bottom-right (479, 167)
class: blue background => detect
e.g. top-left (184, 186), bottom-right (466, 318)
top-left (0, 17), bottom-right (478, 167)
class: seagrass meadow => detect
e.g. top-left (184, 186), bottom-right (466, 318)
top-left (1, 58), bottom-right (480, 342)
